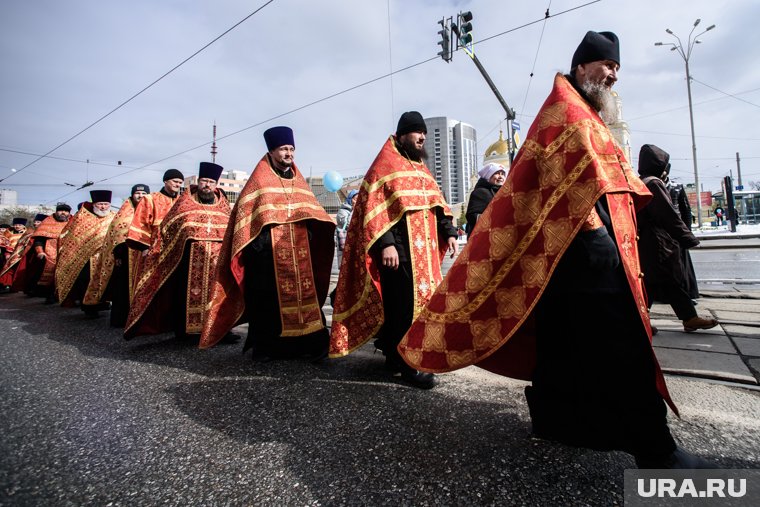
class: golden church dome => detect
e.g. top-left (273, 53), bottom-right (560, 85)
top-left (483, 130), bottom-right (511, 168)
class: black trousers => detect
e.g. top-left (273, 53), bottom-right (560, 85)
top-left (375, 262), bottom-right (414, 361)
top-left (645, 279), bottom-right (697, 322)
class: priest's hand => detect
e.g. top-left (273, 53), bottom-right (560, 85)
top-left (447, 236), bottom-right (459, 258)
top-left (142, 250), bottom-right (149, 258)
top-left (381, 245), bottom-right (399, 270)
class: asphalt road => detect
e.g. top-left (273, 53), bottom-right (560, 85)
top-left (692, 248), bottom-right (760, 289)
top-left (1, 293), bottom-right (759, 506)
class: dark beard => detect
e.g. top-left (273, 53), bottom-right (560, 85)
top-left (198, 190), bottom-right (216, 204)
top-left (54, 213), bottom-right (68, 222)
top-left (398, 138), bottom-right (428, 162)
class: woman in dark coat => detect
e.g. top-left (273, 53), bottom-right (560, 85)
top-left (636, 144), bottom-right (717, 332)
top-left (465, 162), bottom-right (506, 229)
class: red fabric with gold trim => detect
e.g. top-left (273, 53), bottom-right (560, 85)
top-left (199, 156), bottom-right (335, 349)
top-left (0, 230), bottom-right (34, 286)
top-left (329, 136), bottom-right (453, 358)
top-left (31, 216), bottom-right (69, 286)
top-left (56, 208), bottom-right (115, 303)
top-left (127, 191), bottom-right (178, 248)
top-left (84, 199), bottom-right (136, 305)
top-left (271, 223), bottom-right (325, 336)
top-left (0, 231), bottom-right (10, 254)
top-left (124, 188), bottom-right (231, 338)
top-left (398, 74), bottom-right (676, 414)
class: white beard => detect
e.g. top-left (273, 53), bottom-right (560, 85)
top-left (581, 80), bottom-right (619, 125)
top-left (93, 207), bottom-right (110, 217)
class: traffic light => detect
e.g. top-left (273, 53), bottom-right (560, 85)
top-left (457, 11), bottom-right (473, 47)
top-left (437, 18), bottom-right (451, 62)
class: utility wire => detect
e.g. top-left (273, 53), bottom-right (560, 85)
top-left (692, 78), bottom-right (760, 109)
top-left (86, 54), bottom-right (439, 188)
top-left (44, 1), bottom-right (601, 203)
top-left (519, 2), bottom-right (553, 117)
top-left (630, 129), bottom-right (760, 141)
top-left (1, 0), bottom-right (276, 184)
top-left (472, 0), bottom-right (600, 47)
top-left (628, 86), bottom-right (760, 121)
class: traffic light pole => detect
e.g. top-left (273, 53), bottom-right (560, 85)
top-left (451, 23), bottom-right (517, 163)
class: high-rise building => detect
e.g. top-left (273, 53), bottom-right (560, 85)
top-left (0, 189), bottom-right (18, 206)
top-left (423, 117), bottom-right (477, 205)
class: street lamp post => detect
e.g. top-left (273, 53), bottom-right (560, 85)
top-left (655, 19), bottom-right (715, 228)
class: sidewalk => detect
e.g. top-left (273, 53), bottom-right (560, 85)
top-left (650, 288), bottom-right (760, 387)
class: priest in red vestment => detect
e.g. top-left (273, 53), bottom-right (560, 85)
top-left (0, 218), bottom-right (28, 292)
top-left (0, 214), bottom-right (46, 294)
top-left (56, 190), bottom-right (116, 312)
top-left (83, 184), bottom-right (149, 326)
top-left (127, 169), bottom-right (183, 293)
top-left (199, 127), bottom-right (335, 360)
top-left (125, 164), bottom-right (233, 342)
top-left (31, 204), bottom-right (71, 301)
top-left (329, 112), bottom-right (458, 389)
top-left (398, 32), bottom-right (717, 469)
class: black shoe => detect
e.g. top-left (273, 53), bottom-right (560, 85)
top-left (304, 346), bottom-right (329, 363)
top-left (384, 355), bottom-right (402, 373)
top-left (220, 332), bottom-right (241, 345)
top-left (251, 351), bottom-right (273, 363)
top-left (635, 447), bottom-right (719, 469)
top-left (0, 286), bottom-right (11, 294)
top-left (400, 369), bottom-right (439, 389)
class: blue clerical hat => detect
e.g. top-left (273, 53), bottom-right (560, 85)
top-left (263, 126), bottom-right (295, 151)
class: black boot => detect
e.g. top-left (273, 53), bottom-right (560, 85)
top-left (385, 352), bottom-right (438, 389)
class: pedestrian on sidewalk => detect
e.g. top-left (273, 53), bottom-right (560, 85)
top-left (397, 31), bottom-right (717, 468)
top-left (636, 144), bottom-right (718, 333)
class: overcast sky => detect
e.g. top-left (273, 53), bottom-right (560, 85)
top-left (1, 0), bottom-right (758, 206)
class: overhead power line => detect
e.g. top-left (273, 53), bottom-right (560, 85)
top-left (1, 0), bottom-right (276, 184)
top-left (692, 78), bottom-right (760, 109)
top-left (628, 86), bottom-right (760, 121)
top-left (81, 1), bottom-right (601, 191)
top-left (630, 129), bottom-right (760, 141)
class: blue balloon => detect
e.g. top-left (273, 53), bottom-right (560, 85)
top-left (323, 171), bottom-right (344, 192)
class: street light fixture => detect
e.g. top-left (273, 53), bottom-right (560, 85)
top-left (655, 19), bottom-right (715, 228)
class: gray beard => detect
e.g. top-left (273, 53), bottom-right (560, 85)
top-left (580, 80), bottom-right (619, 125)
top-left (93, 207), bottom-right (110, 217)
